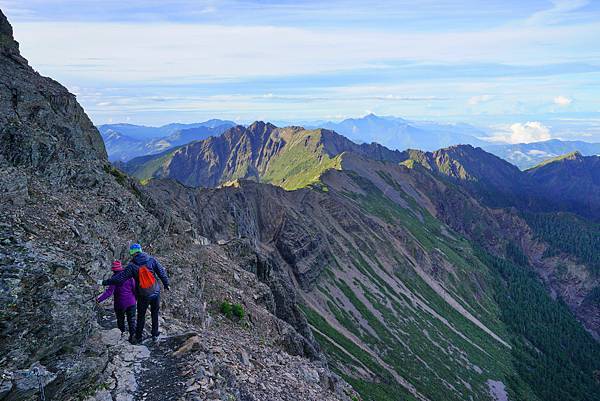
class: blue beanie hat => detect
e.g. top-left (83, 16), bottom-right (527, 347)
top-left (129, 243), bottom-right (142, 255)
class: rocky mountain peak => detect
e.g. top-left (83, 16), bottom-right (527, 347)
top-left (0, 10), bottom-right (19, 54)
top-left (0, 10), bottom-right (107, 168)
top-left (553, 150), bottom-right (585, 163)
top-left (247, 120), bottom-right (277, 133)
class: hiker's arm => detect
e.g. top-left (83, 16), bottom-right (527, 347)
top-left (96, 285), bottom-right (115, 303)
top-left (154, 259), bottom-right (170, 289)
top-left (103, 265), bottom-right (134, 286)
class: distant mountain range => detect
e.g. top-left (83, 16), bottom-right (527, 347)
top-left (98, 119), bottom-right (236, 161)
top-left (483, 139), bottom-right (600, 169)
top-left (123, 121), bottom-right (600, 222)
top-left (98, 119), bottom-right (235, 140)
top-left (313, 113), bottom-right (488, 151)
top-left (99, 115), bottom-right (600, 169)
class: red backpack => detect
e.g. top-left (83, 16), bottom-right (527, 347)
top-left (137, 264), bottom-right (159, 298)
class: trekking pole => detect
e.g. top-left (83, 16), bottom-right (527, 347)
top-left (27, 367), bottom-right (46, 401)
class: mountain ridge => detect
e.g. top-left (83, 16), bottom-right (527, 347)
top-left (413, 145), bottom-right (600, 220)
top-left (122, 121), bottom-right (407, 189)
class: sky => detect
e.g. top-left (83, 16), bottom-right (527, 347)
top-left (2, 0), bottom-right (600, 143)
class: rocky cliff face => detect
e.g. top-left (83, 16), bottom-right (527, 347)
top-left (0, 11), bottom-right (354, 401)
top-left (0, 12), bottom-right (106, 168)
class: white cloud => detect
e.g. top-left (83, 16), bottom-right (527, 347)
top-left (527, 149), bottom-right (551, 156)
top-left (11, 19), bottom-right (600, 85)
top-left (528, 0), bottom-right (590, 25)
top-left (468, 94), bottom-right (493, 106)
top-left (554, 95), bottom-right (572, 106)
top-left (508, 150), bottom-right (531, 161)
top-left (488, 122), bottom-right (552, 144)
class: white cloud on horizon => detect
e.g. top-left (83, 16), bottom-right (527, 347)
top-left (554, 95), bottom-right (573, 106)
top-left (488, 121), bottom-right (553, 144)
top-left (468, 94), bottom-right (494, 105)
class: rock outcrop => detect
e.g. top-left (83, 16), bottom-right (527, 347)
top-left (0, 10), bottom-right (106, 168)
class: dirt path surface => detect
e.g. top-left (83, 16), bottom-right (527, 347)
top-left (86, 306), bottom-right (356, 401)
top-left (134, 336), bottom-right (189, 401)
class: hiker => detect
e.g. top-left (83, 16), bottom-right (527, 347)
top-left (96, 260), bottom-right (137, 343)
top-left (102, 244), bottom-right (169, 343)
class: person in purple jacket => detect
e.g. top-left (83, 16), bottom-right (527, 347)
top-left (102, 244), bottom-right (170, 344)
top-left (97, 260), bottom-right (137, 343)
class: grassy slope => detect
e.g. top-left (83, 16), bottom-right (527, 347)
top-left (124, 129), bottom-right (342, 190)
top-left (125, 147), bottom-right (179, 180)
top-left (261, 129), bottom-right (343, 190)
top-left (526, 151), bottom-right (580, 170)
top-left (302, 166), bottom-right (600, 401)
top-left (301, 172), bottom-right (529, 401)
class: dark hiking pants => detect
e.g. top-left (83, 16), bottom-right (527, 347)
top-left (115, 304), bottom-right (136, 337)
top-left (135, 294), bottom-right (160, 340)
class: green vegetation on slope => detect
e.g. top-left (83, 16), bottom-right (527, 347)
top-left (125, 147), bottom-right (178, 181)
top-left (523, 212), bottom-right (600, 274)
top-left (477, 248), bottom-right (600, 401)
top-left (261, 130), bottom-right (343, 190)
top-left (526, 151), bottom-right (581, 170)
top-left (300, 171), bottom-right (536, 401)
top-left (124, 128), bottom-right (344, 190)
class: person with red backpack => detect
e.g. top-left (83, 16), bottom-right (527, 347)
top-left (102, 243), bottom-right (170, 344)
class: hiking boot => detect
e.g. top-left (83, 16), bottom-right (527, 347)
top-left (151, 335), bottom-right (159, 344)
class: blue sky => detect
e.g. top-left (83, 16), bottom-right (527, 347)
top-left (2, 0), bottom-right (600, 142)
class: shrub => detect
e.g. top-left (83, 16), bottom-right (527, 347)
top-left (220, 301), bottom-right (233, 318)
top-left (220, 301), bottom-right (245, 320)
top-left (103, 164), bottom-right (128, 186)
top-left (232, 303), bottom-right (245, 319)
